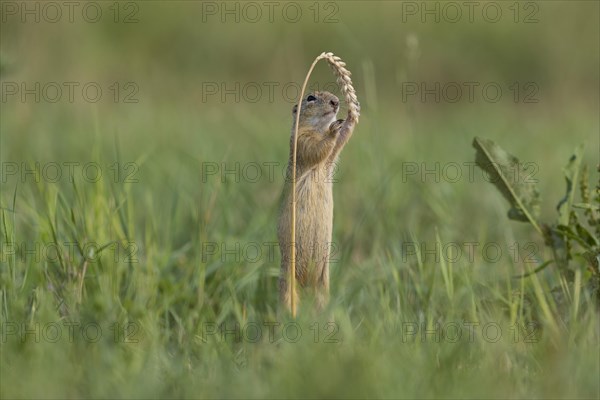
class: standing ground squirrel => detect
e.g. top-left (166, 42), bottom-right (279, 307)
top-left (277, 91), bottom-right (358, 314)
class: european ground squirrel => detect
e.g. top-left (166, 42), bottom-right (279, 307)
top-left (277, 91), bottom-right (357, 314)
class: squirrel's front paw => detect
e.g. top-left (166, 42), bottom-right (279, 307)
top-left (329, 119), bottom-right (345, 133)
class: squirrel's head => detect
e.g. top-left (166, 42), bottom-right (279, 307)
top-left (292, 91), bottom-right (340, 133)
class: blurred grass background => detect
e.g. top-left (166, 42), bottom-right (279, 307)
top-left (1, 1), bottom-right (599, 398)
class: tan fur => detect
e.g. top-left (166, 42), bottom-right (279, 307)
top-left (277, 91), bottom-right (357, 315)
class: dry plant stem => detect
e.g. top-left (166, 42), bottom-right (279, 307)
top-left (77, 260), bottom-right (88, 304)
top-left (289, 52), bottom-right (360, 317)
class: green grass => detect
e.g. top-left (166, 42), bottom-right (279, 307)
top-left (1, 2), bottom-right (599, 398)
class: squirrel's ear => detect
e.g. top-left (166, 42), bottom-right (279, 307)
top-left (292, 105), bottom-right (298, 114)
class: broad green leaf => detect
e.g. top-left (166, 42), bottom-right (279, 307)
top-left (557, 144), bottom-right (584, 226)
top-left (545, 224), bottom-right (569, 270)
top-left (583, 250), bottom-right (600, 272)
top-left (513, 259), bottom-right (553, 279)
top-left (576, 222), bottom-right (599, 248)
top-left (472, 137), bottom-right (542, 234)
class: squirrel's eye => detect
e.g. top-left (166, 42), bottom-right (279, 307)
top-left (306, 95), bottom-right (317, 102)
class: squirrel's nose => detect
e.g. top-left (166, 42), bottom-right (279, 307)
top-left (329, 99), bottom-right (339, 109)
